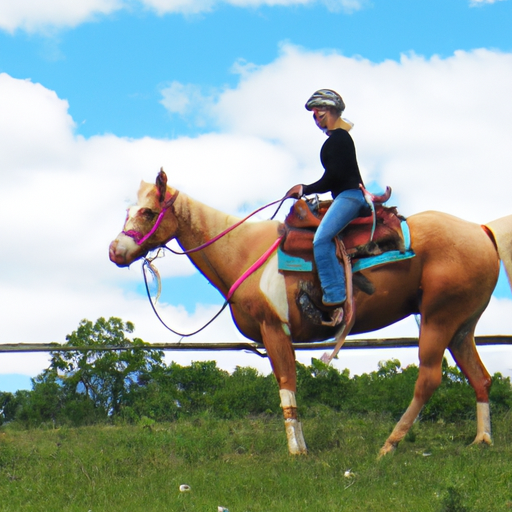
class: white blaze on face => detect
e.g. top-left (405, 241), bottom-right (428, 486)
top-left (109, 206), bottom-right (143, 265)
top-left (127, 205), bottom-right (140, 222)
top-left (259, 254), bottom-right (289, 323)
top-left (120, 206), bottom-right (143, 246)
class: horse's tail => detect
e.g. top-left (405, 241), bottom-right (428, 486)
top-left (484, 214), bottom-right (512, 290)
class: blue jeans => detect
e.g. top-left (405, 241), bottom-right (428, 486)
top-left (313, 189), bottom-right (370, 304)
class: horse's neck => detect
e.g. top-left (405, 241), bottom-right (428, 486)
top-left (175, 193), bottom-right (241, 247)
top-left (174, 193), bottom-right (250, 294)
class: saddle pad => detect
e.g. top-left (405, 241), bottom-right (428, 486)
top-left (277, 247), bottom-right (313, 272)
top-left (352, 220), bottom-right (415, 272)
top-left (278, 220), bottom-right (415, 273)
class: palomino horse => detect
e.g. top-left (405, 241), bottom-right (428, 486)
top-left (109, 169), bottom-right (512, 457)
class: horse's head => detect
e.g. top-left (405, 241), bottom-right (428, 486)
top-left (109, 169), bottom-right (179, 267)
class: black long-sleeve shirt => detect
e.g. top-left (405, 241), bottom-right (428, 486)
top-left (302, 128), bottom-right (365, 199)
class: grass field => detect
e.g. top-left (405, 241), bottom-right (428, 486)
top-left (1, 409), bottom-right (511, 511)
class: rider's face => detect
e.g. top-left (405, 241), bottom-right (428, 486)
top-left (312, 108), bottom-right (328, 128)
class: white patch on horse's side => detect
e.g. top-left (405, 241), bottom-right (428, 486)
top-left (260, 253), bottom-right (289, 323)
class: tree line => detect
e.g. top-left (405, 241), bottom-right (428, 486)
top-left (1, 317), bottom-right (511, 428)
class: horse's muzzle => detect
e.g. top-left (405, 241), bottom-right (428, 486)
top-left (109, 236), bottom-right (138, 267)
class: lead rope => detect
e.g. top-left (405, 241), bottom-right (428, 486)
top-left (142, 257), bottom-right (230, 338)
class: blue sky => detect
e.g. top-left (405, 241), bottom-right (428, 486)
top-left (1, 0), bottom-right (512, 391)
top-left (3, 0), bottom-right (512, 141)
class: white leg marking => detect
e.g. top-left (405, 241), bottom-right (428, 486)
top-left (280, 390), bottom-right (307, 454)
top-left (260, 254), bottom-right (289, 323)
top-left (279, 389), bottom-right (297, 408)
top-left (285, 419), bottom-right (307, 455)
top-left (474, 402), bottom-right (492, 445)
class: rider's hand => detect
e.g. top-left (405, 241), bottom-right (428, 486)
top-left (285, 184), bottom-right (304, 200)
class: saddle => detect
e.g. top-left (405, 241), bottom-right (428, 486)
top-left (279, 190), bottom-right (407, 266)
top-left (278, 187), bottom-right (413, 363)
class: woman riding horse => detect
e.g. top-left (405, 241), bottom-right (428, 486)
top-left (286, 89), bottom-right (371, 316)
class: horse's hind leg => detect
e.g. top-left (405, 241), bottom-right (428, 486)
top-left (379, 324), bottom-right (447, 457)
top-left (448, 324), bottom-right (492, 445)
top-left (379, 318), bottom-right (493, 457)
top-left (261, 319), bottom-right (307, 455)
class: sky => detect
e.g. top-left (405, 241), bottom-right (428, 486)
top-left (1, 0), bottom-right (512, 392)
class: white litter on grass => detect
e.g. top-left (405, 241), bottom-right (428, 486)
top-left (344, 469), bottom-right (355, 478)
top-left (179, 484), bottom-right (191, 492)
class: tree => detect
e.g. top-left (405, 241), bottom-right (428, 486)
top-left (212, 366), bottom-right (279, 418)
top-left (166, 360), bottom-right (228, 416)
top-left (296, 358), bottom-right (352, 412)
top-left (45, 317), bottom-right (165, 419)
top-left (0, 391), bottom-right (23, 425)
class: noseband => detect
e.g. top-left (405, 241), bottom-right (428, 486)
top-left (122, 190), bottom-right (180, 246)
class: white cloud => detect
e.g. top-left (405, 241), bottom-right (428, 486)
top-left (320, 0), bottom-right (367, 13)
top-left (208, 45), bottom-right (512, 222)
top-left (0, 0), bottom-right (366, 33)
top-left (140, 0), bottom-right (368, 15)
top-left (139, 0), bottom-right (216, 15)
top-left (159, 81), bottom-right (219, 127)
top-left (0, 0), bottom-right (122, 34)
top-left (470, 0), bottom-right (506, 5)
top-left (0, 74), bottom-right (76, 173)
top-left (160, 82), bottom-right (199, 116)
top-left (2, 45), bottom-right (512, 381)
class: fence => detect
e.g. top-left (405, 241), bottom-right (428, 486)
top-left (1, 336), bottom-right (511, 357)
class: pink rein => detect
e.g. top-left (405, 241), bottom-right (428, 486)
top-left (226, 235), bottom-right (283, 300)
top-left (166, 197), bottom-right (283, 255)
top-left (163, 197), bottom-right (285, 299)
top-left (126, 191), bottom-right (288, 301)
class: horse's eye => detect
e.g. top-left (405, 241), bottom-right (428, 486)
top-left (140, 208), bottom-right (156, 220)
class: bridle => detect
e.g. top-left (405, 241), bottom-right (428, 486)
top-left (122, 189), bottom-right (180, 245)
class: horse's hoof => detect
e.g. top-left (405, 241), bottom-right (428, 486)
top-left (471, 432), bottom-right (493, 446)
top-left (378, 442), bottom-right (397, 459)
top-left (285, 419), bottom-right (308, 455)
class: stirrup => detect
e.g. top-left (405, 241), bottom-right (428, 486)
top-left (321, 306), bottom-right (344, 327)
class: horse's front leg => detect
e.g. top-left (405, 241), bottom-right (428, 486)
top-left (261, 319), bottom-right (307, 455)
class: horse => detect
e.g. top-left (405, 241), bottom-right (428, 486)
top-left (109, 169), bottom-right (512, 457)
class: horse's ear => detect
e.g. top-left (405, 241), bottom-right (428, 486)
top-left (156, 168), bottom-right (168, 203)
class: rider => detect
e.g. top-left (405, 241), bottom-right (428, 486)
top-left (287, 89), bottom-right (370, 308)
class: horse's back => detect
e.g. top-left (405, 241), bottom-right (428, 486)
top-left (407, 210), bottom-right (497, 260)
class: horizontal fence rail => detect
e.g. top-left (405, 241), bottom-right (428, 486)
top-left (0, 336), bottom-right (511, 356)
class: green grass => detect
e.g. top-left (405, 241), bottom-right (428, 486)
top-left (1, 410), bottom-right (511, 511)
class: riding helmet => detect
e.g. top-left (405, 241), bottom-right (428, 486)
top-left (305, 89), bottom-right (345, 113)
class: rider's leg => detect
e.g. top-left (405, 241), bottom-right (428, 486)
top-left (313, 189), bottom-right (369, 306)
